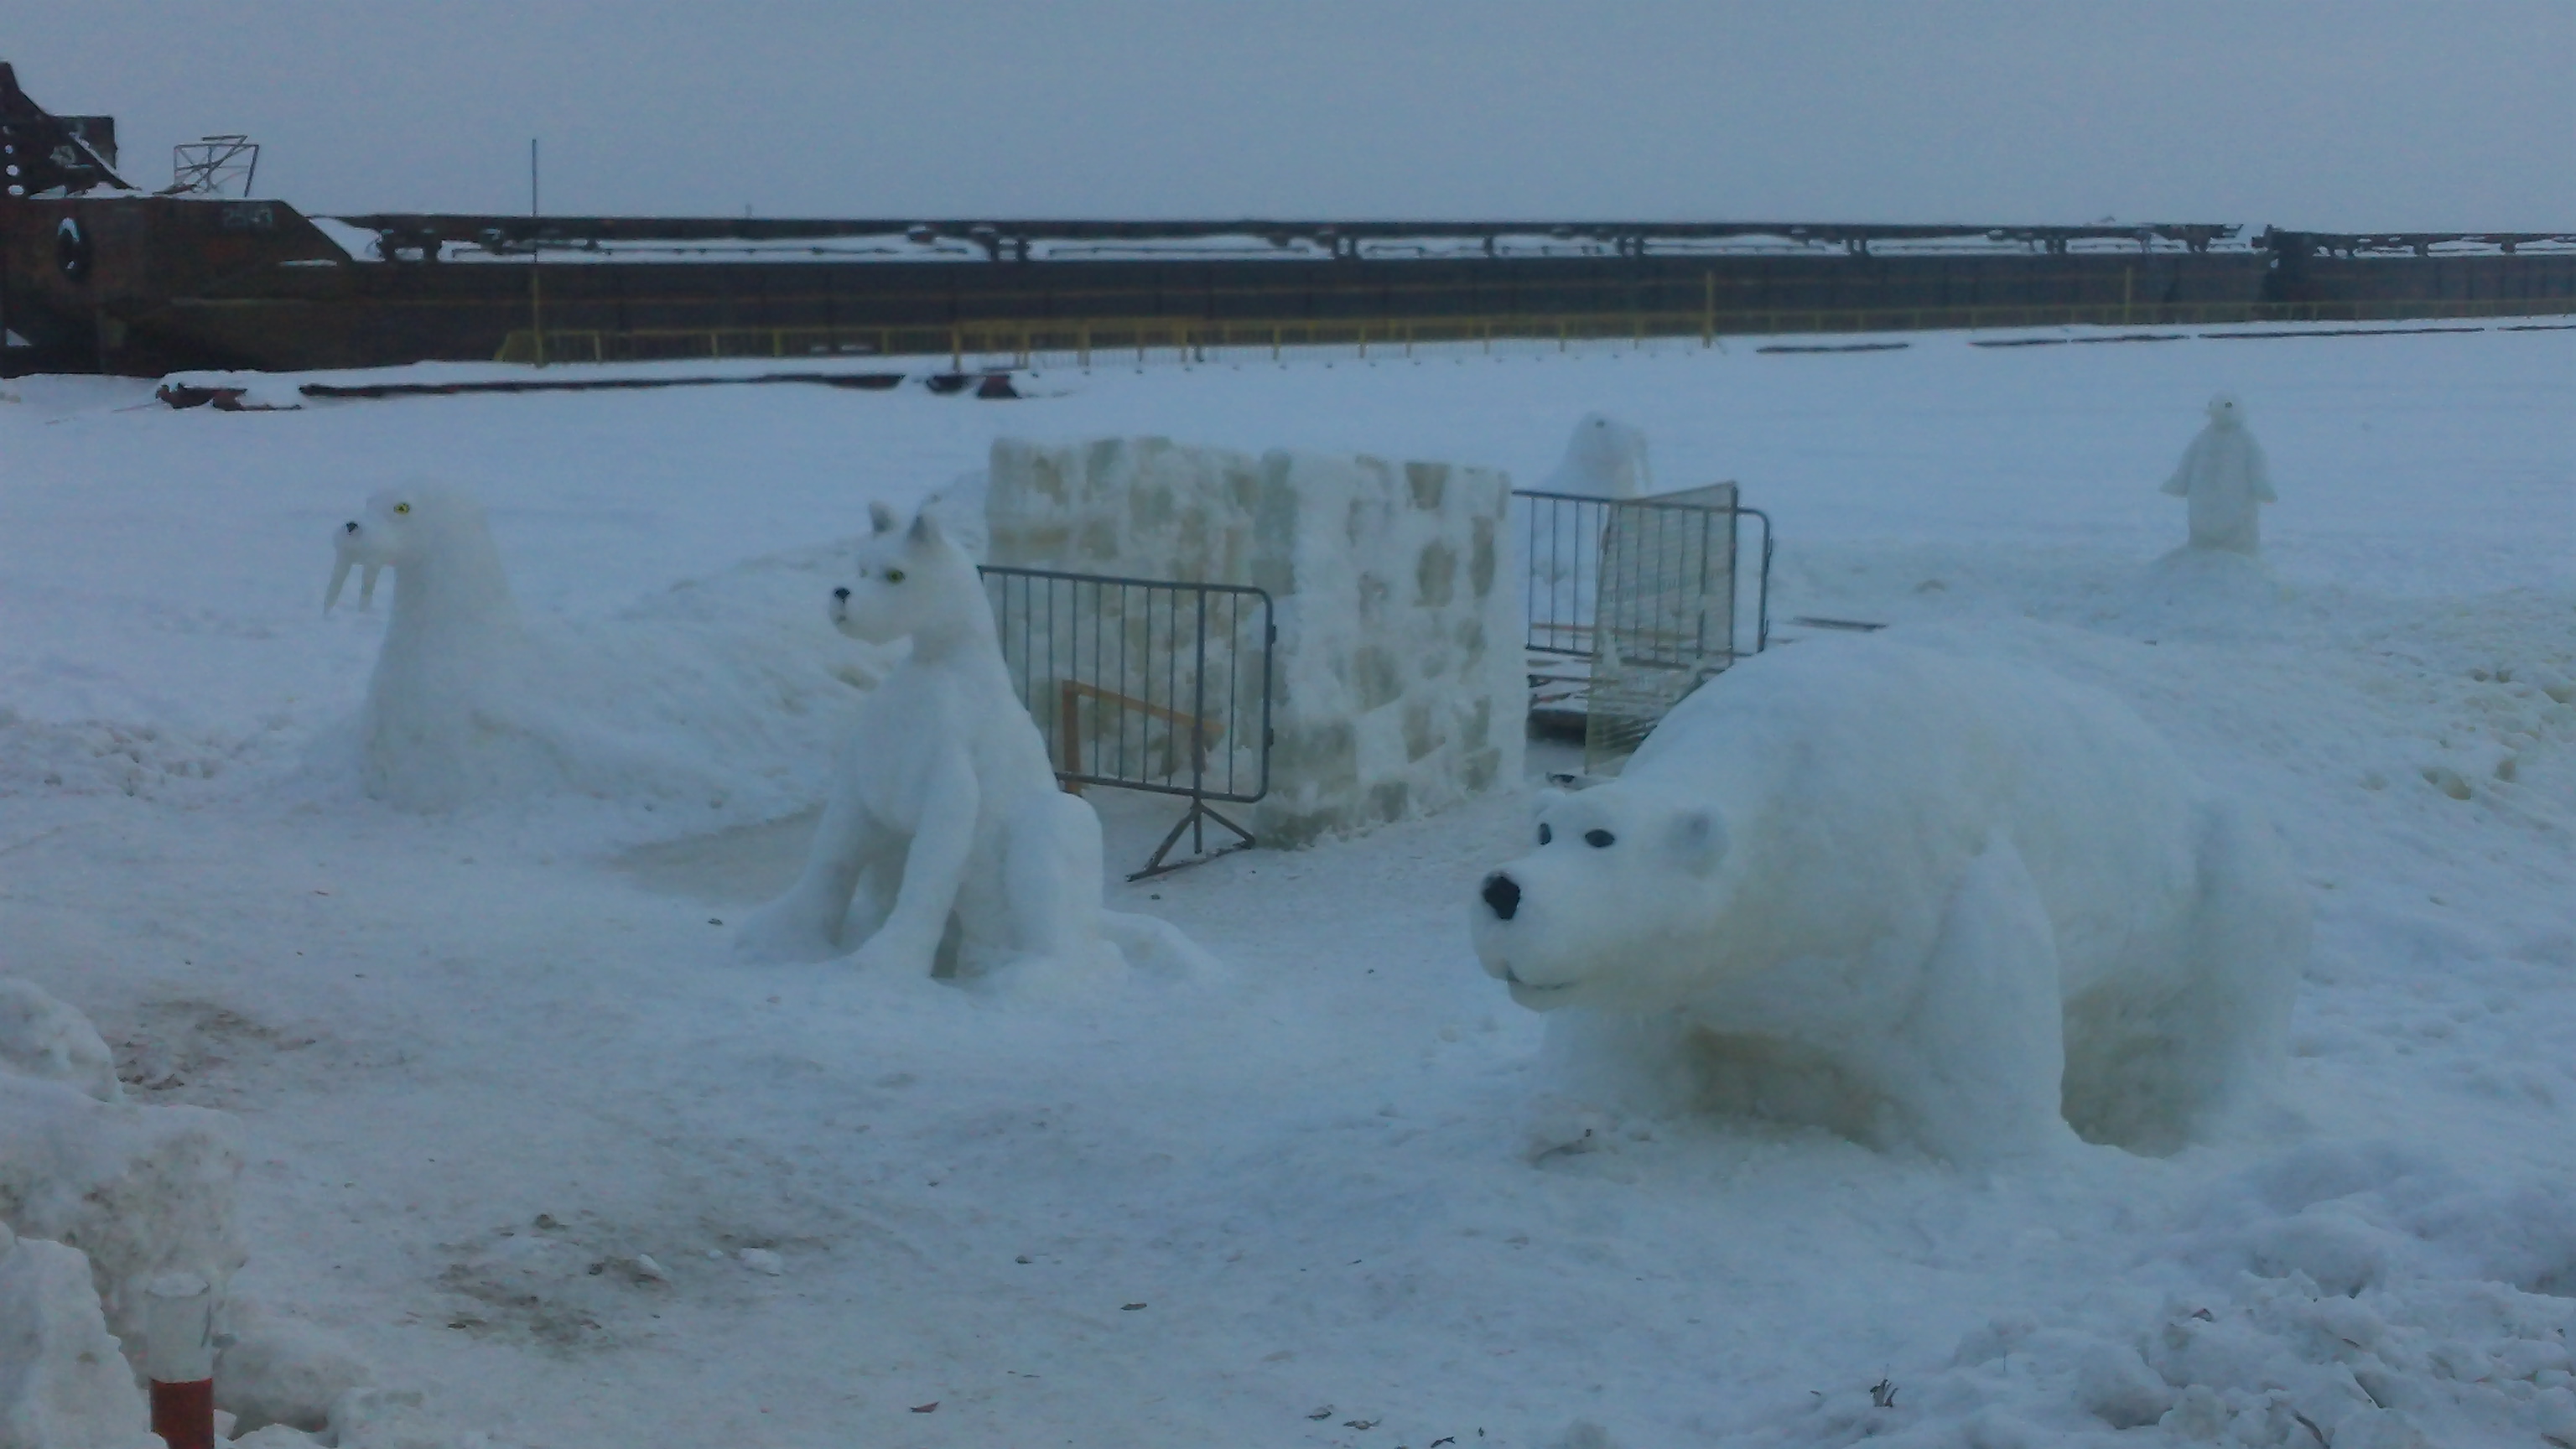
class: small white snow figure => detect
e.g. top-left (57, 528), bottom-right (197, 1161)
top-left (327, 486), bottom-right (538, 808)
top-left (2162, 392), bottom-right (2275, 555)
top-left (739, 502), bottom-right (1200, 986)
top-left (1543, 413), bottom-right (1654, 499)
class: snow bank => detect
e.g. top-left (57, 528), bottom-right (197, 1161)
top-left (216, 1299), bottom-right (375, 1437)
top-left (0, 1072), bottom-right (244, 1372)
top-left (0, 709), bottom-right (282, 802)
top-left (988, 436), bottom-right (1523, 844)
top-left (0, 981), bottom-right (480, 1444)
top-left (1732, 1145), bottom-right (2576, 1446)
top-left (0, 981), bottom-right (237, 1437)
top-left (0, 1225), bottom-right (158, 1449)
top-left (0, 981), bottom-right (122, 1104)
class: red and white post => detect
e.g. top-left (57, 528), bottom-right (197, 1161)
top-left (144, 1272), bottom-right (216, 1449)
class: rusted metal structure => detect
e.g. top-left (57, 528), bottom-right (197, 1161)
top-left (5, 64), bottom-right (2573, 378)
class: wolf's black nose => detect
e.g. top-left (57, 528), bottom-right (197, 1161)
top-left (343, 521), bottom-right (359, 534)
top-left (1481, 872), bottom-right (1520, 921)
top-left (833, 587), bottom-right (850, 601)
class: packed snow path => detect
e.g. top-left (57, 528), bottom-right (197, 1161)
top-left (2, 323), bottom-right (2570, 1446)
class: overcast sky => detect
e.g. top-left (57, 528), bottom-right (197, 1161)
top-left (12, 1), bottom-right (2571, 231)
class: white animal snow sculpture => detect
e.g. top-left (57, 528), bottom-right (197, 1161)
top-left (1541, 413), bottom-right (1654, 499)
top-left (2161, 392), bottom-right (2276, 555)
top-left (325, 485), bottom-right (870, 813)
top-left (327, 487), bottom-right (529, 810)
top-left (738, 503), bottom-right (1198, 984)
top-left (1468, 636), bottom-right (2308, 1161)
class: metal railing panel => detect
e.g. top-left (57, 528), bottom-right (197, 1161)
top-left (978, 564), bottom-right (1273, 877)
top-left (1514, 487), bottom-right (1772, 776)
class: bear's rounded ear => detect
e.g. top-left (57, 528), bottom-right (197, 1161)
top-left (1669, 808), bottom-right (1726, 875)
top-left (869, 501), bottom-right (898, 534)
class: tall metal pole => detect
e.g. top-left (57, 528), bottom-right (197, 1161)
top-left (528, 138), bottom-right (543, 367)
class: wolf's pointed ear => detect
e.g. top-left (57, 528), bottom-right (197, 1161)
top-left (869, 501), bottom-right (898, 534)
top-left (908, 509), bottom-right (945, 548)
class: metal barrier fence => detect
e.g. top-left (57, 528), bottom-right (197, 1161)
top-left (495, 293), bottom-right (2576, 367)
top-left (979, 564), bottom-right (1274, 879)
top-left (1517, 486), bottom-right (1774, 776)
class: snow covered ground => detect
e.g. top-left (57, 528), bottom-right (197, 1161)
top-left (2, 321), bottom-right (2570, 1446)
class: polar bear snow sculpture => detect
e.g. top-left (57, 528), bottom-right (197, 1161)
top-left (738, 504), bottom-right (1202, 984)
top-left (1469, 636), bottom-right (2307, 1161)
top-left (2161, 393), bottom-right (2275, 555)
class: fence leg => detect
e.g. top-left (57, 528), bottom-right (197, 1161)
top-left (1190, 590), bottom-right (1210, 858)
top-left (1057, 680), bottom-right (1083, 795)
top-left (1136, 802), bottom-right (1254, 880)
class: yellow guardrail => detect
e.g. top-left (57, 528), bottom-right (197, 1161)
top-left (496, 294), bottom-right (2575, 367)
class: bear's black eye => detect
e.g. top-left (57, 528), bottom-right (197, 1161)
top-left (1584, 828), bottom-right (1615, 848)
top-left (1537, 823), bottom-right (1552, 845)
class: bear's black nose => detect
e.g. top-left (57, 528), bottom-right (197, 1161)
top-left (833, 587), bottom-right (850, 601)
top-left (343, 521), bottom-right (360, 534)
top-left (1481, 872), bottom-right (1520, 921)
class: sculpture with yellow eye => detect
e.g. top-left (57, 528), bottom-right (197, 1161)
top-left (323, 485), bottom-right (874, 816)
top-left (737, 501), bottom-right (1211, 990)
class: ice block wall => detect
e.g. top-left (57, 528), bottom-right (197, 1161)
top-left (988, 436), bottom-right (1523, 846)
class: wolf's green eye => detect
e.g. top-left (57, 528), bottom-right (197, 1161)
top-left (393, 501), bottom-right (411, 514)
top-left (884, 569), bottom-right (906, 584)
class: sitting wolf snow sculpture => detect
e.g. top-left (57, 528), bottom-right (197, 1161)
top-left (1470, 636), bottom-right (2307, 1162)
top-left (739, 503), bottom-right (1198, 984)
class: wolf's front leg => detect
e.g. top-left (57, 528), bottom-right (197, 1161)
top-left (738, 785), bottom-right (879, 963)
top-left (853, 752), bottom-right (980, 976)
